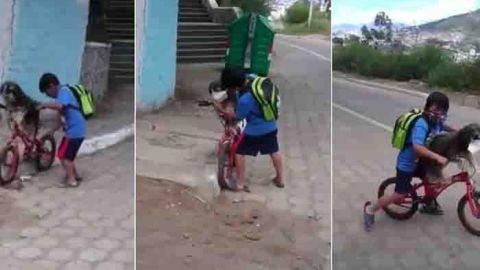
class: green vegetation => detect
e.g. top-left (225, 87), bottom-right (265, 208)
top-left (281, 2), bottom-right (330, 35)
top-left (333, 43), bottom-right (480, 92)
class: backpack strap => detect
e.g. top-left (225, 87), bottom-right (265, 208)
top-left (66, 85), bottom-right (82, 111)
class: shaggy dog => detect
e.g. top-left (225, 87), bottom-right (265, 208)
top-left (423, 123), bottom-right (480, 182)
top-left (0, 81), bottom-right (40, 132)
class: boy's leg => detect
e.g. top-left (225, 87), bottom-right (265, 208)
top-left (259, 130), bottom-right (284, 187)
top-left (364, 169), bottom-right (413, 231)
top-left (235, 154), bottom-right (246, 188)
top-left (235, 134), bottom-right (257, 191)
top-left (270, 152), bottom-right (284, 187)
top-left (57, 137), bottom-right (83, 186)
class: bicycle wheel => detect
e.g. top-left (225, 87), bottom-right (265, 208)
top-left (378, 177), bottom-right (419, 220)
top-left (457, 191), bottom-right (480, 236)
top-left (35, 135), bottom-right (56, 171)
top-left (217, 141), bottom-right (236, 190)
top-left (0, 146), bottom-right (19, 185)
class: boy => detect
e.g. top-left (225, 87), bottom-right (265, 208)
top-left (38, 73), bottom-right (86, 188)
top-left (213, 67), bottom-right (284, 192)
top-left (364, 92), bottom-right (455, 231)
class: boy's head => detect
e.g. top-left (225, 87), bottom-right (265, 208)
top-left (221, 67), bottom-right (246, 92)
top-left (424, 91), bottom-right (449, 124)
top-left (39, 73), bottom-right (60, 98)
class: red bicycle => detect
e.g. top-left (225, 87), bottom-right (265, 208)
top-left (198, 81), bottom-right (246, 190)
top-left (0, 109), bottom-right (56, 185)
top-left (378, 158), bottom-right (480, 236)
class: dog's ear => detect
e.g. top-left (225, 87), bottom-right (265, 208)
top-left (458, 124), bottom-right (475, 151)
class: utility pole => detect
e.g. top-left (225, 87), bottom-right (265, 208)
top-left (308, 0), bottom-right (314, 29)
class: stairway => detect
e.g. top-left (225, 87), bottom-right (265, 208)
top-left (105, 0), bottom-right (134, 84)
top-left (177, 0), bottom-right (229, 64)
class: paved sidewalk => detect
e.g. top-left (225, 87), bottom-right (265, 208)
top-left (0, 140), bottom-right (134, 270)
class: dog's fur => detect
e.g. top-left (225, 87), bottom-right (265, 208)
top-left (0, 81), bottom-right (40, 133)
top-left (423, 123), bottom-right (480, 181)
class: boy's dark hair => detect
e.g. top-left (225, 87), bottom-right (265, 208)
top-left (221, 67), bottom-right (245, 90)
top-left (39, 73), bottom-right (60, 92)
top-left (425, 91), bottom-right (449, 112)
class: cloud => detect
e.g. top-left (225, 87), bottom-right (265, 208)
top-left (333, 0), bottom-right (479, 25)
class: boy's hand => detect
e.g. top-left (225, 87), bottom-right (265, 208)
top-left (435, 155), bottom-right (448, 166)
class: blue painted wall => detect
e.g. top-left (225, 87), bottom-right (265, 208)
top-left (5, 0), bottom-right (89, 101)
top-left (137, 0), bottom-right (178, 109)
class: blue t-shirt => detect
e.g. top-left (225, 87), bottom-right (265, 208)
top-left (235, 91), bottom-right (277, 136)
top-left (396, 117), bottom-right (444, 172)
top-left (56, 86), bottom-right (86, 138)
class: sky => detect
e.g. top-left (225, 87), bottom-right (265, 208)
top-left (333, 0), bottom-right (480, 26)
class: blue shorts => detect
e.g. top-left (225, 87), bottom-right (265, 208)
top-left (236, 130), bottom-right (279, 156)
top-left (58, 137), bottom-right (84, 161)
top-left (394, 162), bottom-right (426, 194)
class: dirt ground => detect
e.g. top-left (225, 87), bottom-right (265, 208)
top-left (137, 176), bottom-right (326, 270)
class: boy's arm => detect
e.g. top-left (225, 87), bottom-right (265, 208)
top-left (444, 124), bottom-right (457, 132)
top-left (411, 123), bottom-right (448, 165)
top-left (413, 144), bottom-right (448, 165)
top-left (44, 111), bottom-right (62, 136)
top-left (39, 102), bottom-right (63, 111)
top-left (235, 95), bottom-right (252, 120)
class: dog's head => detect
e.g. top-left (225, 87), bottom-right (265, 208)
top-left (0, 81), bottom-right (37, 109)
top-left (458, 123), bottom-right (480, 151)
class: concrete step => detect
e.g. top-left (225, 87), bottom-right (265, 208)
top-left (177, 47), bottom-right (227, 56)
top-left (110, 68), bottom-right (134, 76)
top-left (111, 54), bottom-right (134, 63)
top-left (178, 41), bottom-right (226, 49)
top-left (109, 75), bottom-right (134, 84)
top-left (177, 55), bottom-right (224, 63)
top-left (179, 16), bottom-right (211, 23)
top-left (111, 45), bottom-right (134, 54)
top-left (107, 32), bottom-right (134, 40)
top-left (178, 22), bottom-right (227, 31)
top-left (178, 28), bottom-right (227, 36)
top-left (106, 17), bottom-right (134, 24)
top-left (111, 60), bottom-right (134, 68)
top-left (178, 35), bottom-right (226, 43)
top-left (179, 7), bottom-right (207, 13)
top-left (179, 11), bottom-right (209, 17)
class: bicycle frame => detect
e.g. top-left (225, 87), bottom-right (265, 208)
top-left (411, 171), bottom-right (480, 218)
top-left (7, 119), bottom-right (39, 159)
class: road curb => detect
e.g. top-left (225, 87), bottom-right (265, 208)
top-left (335, 74), bottom-right (428, 98)
top-left (50, 124), bottom-right (134, 167)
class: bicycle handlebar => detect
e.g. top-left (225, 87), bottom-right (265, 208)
top-left (198, 100), bottom-right (213, 107)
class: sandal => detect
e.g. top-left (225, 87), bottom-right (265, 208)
top-left (272, 178), bottom-right (285, 188)
top-left (233, 185), bottom-right (250, 193)
top-left (363, 201), bottom-right (375, 232)
top-left (57, 181), bottom-right (79, 188)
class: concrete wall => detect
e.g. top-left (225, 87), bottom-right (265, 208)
top-left (0, 0), bottom-right (14, 81)
top-left (4, 0), bottom-right (90, 101)
top-left (137, 0), bottom-right (178, 110)
top-left (80, 42), bottom-right (111, 101)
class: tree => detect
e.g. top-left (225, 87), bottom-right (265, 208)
top-left (361, 25), bottom-right (372, 41)
top-left (285, 2), bottom-right (309, 24)
top-left (231, 0), bottom-right (272, 16)
top-left (373, 11), bottom-right (393, 42)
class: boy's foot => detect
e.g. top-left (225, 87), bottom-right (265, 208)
top-left (420, 200), bottom-right (444, 215)
top-left (58, 180), bottom-right (79, 188)
top-left (234, 185), bottom-right (250, 193)
top-left (363, 201), bottom-right (375, 232)
top-left (272, 178), bottom-right (284, 188)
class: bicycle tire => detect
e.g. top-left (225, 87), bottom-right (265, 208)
top-left (0, 146), bottom-right (19, 185)
top-left (457, 191), bottom-right (480, 237)
top-left (378, 177), bottom-right (419, 220)
top-left (217, 141), bottom-right (231, 190)
top-left (35, 135), bottom-right (56, 172)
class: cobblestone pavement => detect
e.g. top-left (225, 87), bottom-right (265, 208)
top-left (0, 139), bottom-right (134, 270)
top-left (333, 77), bottom-right (480, 270)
